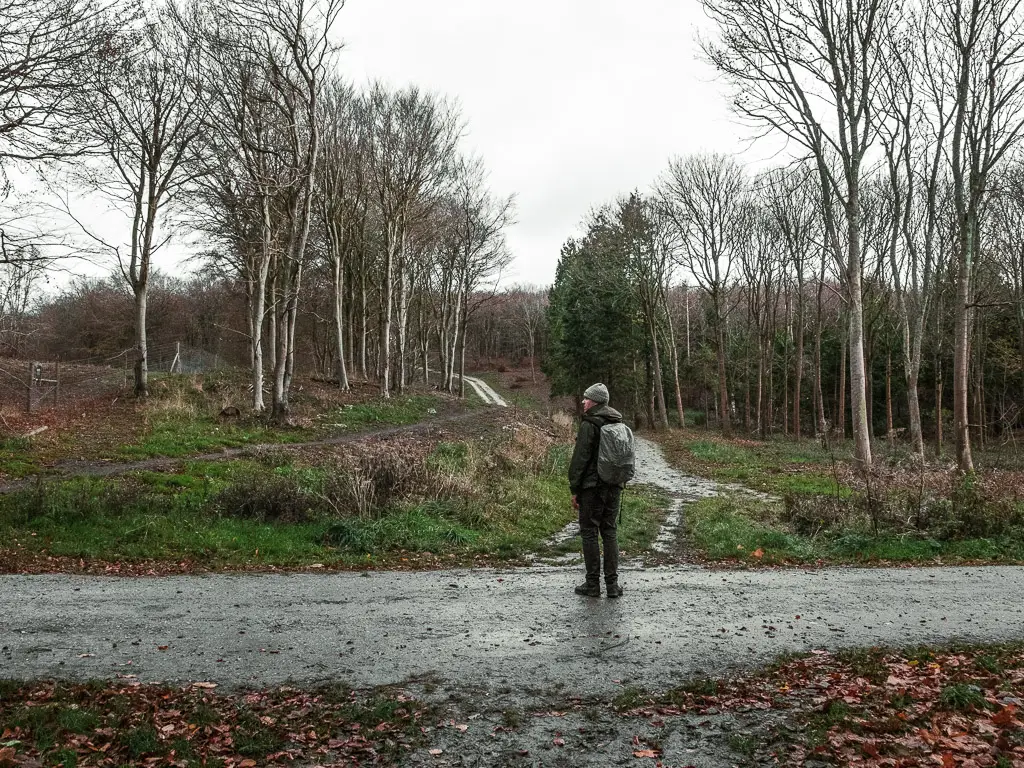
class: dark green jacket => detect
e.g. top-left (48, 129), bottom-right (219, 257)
top-left (568, 404), bottom-right (624, 494)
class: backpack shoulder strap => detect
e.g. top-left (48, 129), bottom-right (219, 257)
top-left (580, 414), bottom-right (604, 477)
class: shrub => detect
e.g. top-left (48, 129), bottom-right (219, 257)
top-left (909, 474), bottom-right (1023, 540)
top-left (5, 478), bottom-right (175, 525)
top-left (213, 472), bottom-right (316, 523)
top-left (783, 494), bottom-right (848, 536)
top-left (489, 423), bottom-right (556, 475)
top-left (324, 442), bottom-right (433, 519)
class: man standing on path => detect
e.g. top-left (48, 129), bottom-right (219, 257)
top-left (568, 383), bottom-right (626, 598)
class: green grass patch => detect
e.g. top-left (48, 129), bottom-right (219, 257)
top-left (687, 495), bottom-right (816, 563)
top-left (121, 724), bottom-right (163, 758)
top-left (120, 416), bottom-right (312, 460)
top-left (686, 494), bottom-right (1024, 565)
top-left (0, 435), bottom-right (44, 477)
top-left (939, 683), bottom-right (987, 711)
top-left (56, 706), bottom-right (100, 734)
top-left (0, 472), bottom-right (339, 566)
top-left (618, 488), bottom-right (669, 554)
top-left (726, 732), bottom-right (758, 756)
top-left (321, 395), bottom-right (441, 430)
top-left (834, 648), bottom-right (889, 684)
top-left (0, 435), bottom-right (665, 567)
top-left (324, 507), bottom-right (478, 552)
top-left (612, 686), bottom-right (649, 712)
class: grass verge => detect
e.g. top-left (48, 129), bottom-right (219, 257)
top-left (0, 424), bottom-right (666, 571)
top-left (315, 394), bottom-right (443, 431)
top-left (687, 493), bottom-right (1024, 565)
top-left (119, 417), bottom-right (313, 459)
top-left (649, 642), bottom-right (1024, 765)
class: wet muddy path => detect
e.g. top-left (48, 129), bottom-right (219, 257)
top-left (537, 436), bottom-right (767, 561)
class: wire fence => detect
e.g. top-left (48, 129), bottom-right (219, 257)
top-left (0, 343), bottom-right (225, 413)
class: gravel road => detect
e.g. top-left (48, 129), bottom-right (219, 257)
top-left (3, 564), bottom-right (1023, 702)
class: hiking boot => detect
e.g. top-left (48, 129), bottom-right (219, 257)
top-left (574, 581), bottom-right (601, 597)
top-left (605, 583), bottom-right (624, 598)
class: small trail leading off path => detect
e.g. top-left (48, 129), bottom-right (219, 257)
top-left (0, 408), bottom-right (486, 495)
top-left (3, 435), bottom-right (1024, 701)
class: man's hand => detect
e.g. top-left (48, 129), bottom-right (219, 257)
top-left (571, 494), bottom-right (578, 510)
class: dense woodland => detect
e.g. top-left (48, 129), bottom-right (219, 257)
top-left (1, 0), bottom-right (1023, 473)
top-left (547, 0), bottom-right (1024, 473)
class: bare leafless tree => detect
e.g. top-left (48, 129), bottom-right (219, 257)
top-left (925, 0), bottom-right (1024, 471)
top-left (658, 153), bottom-right (748, 438)
top-left (446, 156), bottom-right (514, 398)
top-left (187, 0), bottom-right (342, 418)
top-left (700, 0), bottom-right (899, 467)
top-left (0, 0), bottom-right (122, 164)
top-left (315, 78), bottom-right (366, 392)
top-left (68, 3), bottom-right (205, 398)
top-left (761, 165), bottom-right (821, 439)
top-left (367, 85), bottom-right (460, 398)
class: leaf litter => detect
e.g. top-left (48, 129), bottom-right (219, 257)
top-left (0, 679), bottom-right (432, 766)
top-left (4, 645), bottom-right (1024, 765)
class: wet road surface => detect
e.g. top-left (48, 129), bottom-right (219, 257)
top-left (3, 565), bottom-right (1023, 700)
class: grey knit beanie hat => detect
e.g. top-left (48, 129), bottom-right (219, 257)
top-left (583, 382), bottom-right (609, 404)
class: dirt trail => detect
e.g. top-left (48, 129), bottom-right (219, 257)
top-left (0, 409), bottom-right (484, 494)
top-left (459, 375), bottom-right (508, 407)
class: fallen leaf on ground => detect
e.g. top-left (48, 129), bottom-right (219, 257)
top-left (633, 749), bottom-right (660, 758)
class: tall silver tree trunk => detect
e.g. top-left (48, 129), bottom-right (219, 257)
top-left (379, 231), bottom-right (397, 399)
top-left (647, 315), bottom-right (669, 430)
top-left (663, 287), bottom-right (686, 429)
top-left (846, 194), bottom-right (873, 467)
top-left (134, 286), bottom-right (148, 397)
top-left (953, 239), bottom-right (974, 471)
top-left (716, 308), bottom-right (731, 437)
top-left (333, 256), bottom-right (350, 390)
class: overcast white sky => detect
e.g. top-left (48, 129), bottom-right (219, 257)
top-left (336, 0), bottom-right (750, 288)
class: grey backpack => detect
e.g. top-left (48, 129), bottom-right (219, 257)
top-left (586, 417), bottom-right (635, 486)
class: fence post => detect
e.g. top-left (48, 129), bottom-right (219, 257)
top-left (26, 361), bottom-right (33, 413)
top-left (55, 357), bottom-right (60, 406)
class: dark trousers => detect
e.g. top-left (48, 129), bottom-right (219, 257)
top-left (578, 484), bottom-right (621, 585)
